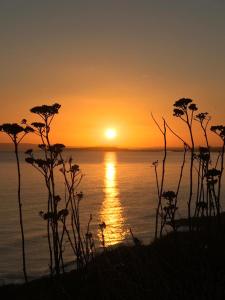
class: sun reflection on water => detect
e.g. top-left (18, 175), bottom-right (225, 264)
top-left (99, 152), bottom-right (126, 246)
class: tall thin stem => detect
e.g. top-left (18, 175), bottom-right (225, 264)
top-left (186, 112), bottom-right (195, 231)
top-left (14, 141), bottom-right (28, 283)
top-left (154, 119), bottom-right (167, 239)
top-left (217, 142), bottom-right (225, 217)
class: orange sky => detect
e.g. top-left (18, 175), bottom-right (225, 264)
top-left (0, 1), bottom-right (224, 148)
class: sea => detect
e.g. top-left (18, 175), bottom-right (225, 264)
top-left (0, 150), bottom-right (224, 284)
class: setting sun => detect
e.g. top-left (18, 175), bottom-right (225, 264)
top-left (105, 128), bottom-right (117, 140)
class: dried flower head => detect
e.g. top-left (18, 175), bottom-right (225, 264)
top-left (152, 160), bottom-right (158, 167)
top-left (162, 191), bottom-right (176, 201)
top-left (70, 164), bottom-right (80, 173)
top-left (77, 192), bottom-right (83, 201)
top-left (30, 103), bottom-right (61, 118)
top-left (48, 143), bottom-right (65, 154)
top-left (188, 103), bottom-right (198, 111)
top-left (174, 98), bottom-right (193, 109)
top-left (195, 112), bottom-right (209, 122)
top-left (0, 123), bottom-right (34, 142)
top-left (211, 125), bottom-right (225, 141)
top-left (206, 168), bottom-right (221, 178)
top-left (173, 108), bottom-right (184, 117)
top-left (198, 147), bottom-right (210, 162)
top-left (1, 123), bottom-right (25, 136)
top-left (31, 122), bottom-right (45, 129)
top-left (57, 209), bottom-right (69, 220)
top-left (99, 222), bottom-right (106, 230)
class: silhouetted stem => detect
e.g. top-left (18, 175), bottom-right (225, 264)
top-left (217, 141), bottom-right (225, 218)
top-left (46, 179), bottom-right (53, 275)
top-left (165, 121), bottom-right (190, 150)
top-left (41, 132), bottom-right (54, 276)
top-left (45, 119), bottom-right (60, 276)
top-left (14, 141), bottom-right (28, 283)
top-left (153, 165), bottom-right (160, 199)
top-left (194, 159), bottom-right (201, 217)
top-left (202, 123), bottom-right (210, 149)
top-left (154, 120), bottom-right (167, 239)
top-left (175, 145), bottom-right (187, 210)
top-left (186, 111), bottom-right (195, 231)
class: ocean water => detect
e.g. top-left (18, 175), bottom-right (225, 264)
top-left (0, 150), bottom-right (224, 284)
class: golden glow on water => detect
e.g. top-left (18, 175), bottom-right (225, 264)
top-left (99, 152), bottom-right (126, 246)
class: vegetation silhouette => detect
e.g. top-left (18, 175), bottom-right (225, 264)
top-left (0, 99), bottom-right (225, 299)
top-left (25, 103), bottom-right (94, 275)
top-left (0, 123), bottom-right (34, 282)
top-left (152, 98), bottom-right (225, 237)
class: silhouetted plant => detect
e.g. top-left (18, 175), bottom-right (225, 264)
top-left (25, 103), bottom-right (92, 275)
top-left (25, 103), bottom-right (68, 275)
top-left (172, 110), bottom-right (217, 226)
top-left (151, 113), bottom-right (188, 237)
top-left (151, 115), bottom-right (167, 239)
top-left (173, 98), bottom-right (198, 229)
top-left (84, 214), bottom-right (95, 262)
top-left (171, 101), bottom-right (221, 225)
top-left (192, 113), bottom-right (211, 219)
top-left (192, 119), bottom-right (225, 223)
top-left (58, 156), bottom-right (89, 268)
top-left (195, 112), bottom-right (211, 148)
top-left (152, 99), bottom-right (225, 236)
top-left (152, 140), bottom-right (188, 236)
top-left (0, 122), bottom-right (34, 282)
top-left (194, 147), bottom-right (211, 218)
top-left (210, 125), bottom-right (225, 219)
top-left (99, 222), bottom-right (106, 250)
top-left (160, 191), bottom-right (178, 232)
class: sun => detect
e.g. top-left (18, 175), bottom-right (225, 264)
top-left (105, 128), bottom-right (117, 140)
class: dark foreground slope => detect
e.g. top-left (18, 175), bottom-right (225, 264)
top-left (2, 229), bottom-right (225, 300)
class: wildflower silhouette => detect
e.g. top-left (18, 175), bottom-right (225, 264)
top-left (26, 103), bottom-right (90, 274)
top-left (211, 125), bottom-right (225, 218)
top-left (25, 103), bottom-right (64, 276)
top-left (99, 222), bottom-right (107, 249)
top-left (84, 214), bottom-right (95, 262)
top-left (153, 99), bottom-right (225, 235)
top-left (173, 98), bottom-right (198, 229)
top-left (161, 191), bottom-right (178, 232)
top-left (150, 115), bottom-right (167, 239)
top-left (0, 122), bottom-right (34, 283)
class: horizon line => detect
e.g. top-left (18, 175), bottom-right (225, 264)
top-left (0, 143), bottom-right (222, 152)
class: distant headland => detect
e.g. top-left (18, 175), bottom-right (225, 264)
top-left (0, 143), bottom-right (221, 152)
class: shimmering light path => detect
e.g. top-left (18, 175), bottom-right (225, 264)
top-left (99, 152), bottom-right (127, 246)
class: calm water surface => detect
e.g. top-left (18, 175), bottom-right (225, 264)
top-left (0, 150), bottom-right (224, 283)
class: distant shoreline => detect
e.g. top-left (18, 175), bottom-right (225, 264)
top-left (0, 143), bottom-right (222, 152)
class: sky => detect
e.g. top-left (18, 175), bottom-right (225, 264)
top-left (0, 0), bottom-right (225, 147)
